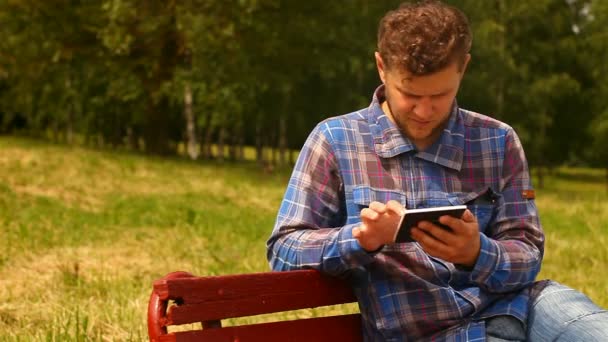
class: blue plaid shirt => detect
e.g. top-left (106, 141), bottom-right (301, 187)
top-left (267, 86), bottom-right (544, 341)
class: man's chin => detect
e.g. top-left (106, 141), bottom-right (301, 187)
top-left (407, 132), bottom-right (432, 142)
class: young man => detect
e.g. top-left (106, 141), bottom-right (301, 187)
top-left (267, 1), bottom-right (608, 340)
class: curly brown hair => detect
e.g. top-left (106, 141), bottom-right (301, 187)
top-left (377, 0), bottom-right (472, 76)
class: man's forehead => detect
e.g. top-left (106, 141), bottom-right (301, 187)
top-left (394, 69), bottom-right (461, 94)
top-left (394, 62), bottom-right (462, 82)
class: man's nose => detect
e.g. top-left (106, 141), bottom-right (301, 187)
top-left (413, 96), bottom-right (434, 118)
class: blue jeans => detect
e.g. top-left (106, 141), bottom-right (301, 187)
top-left (487, 281), bottom-right (608, 341)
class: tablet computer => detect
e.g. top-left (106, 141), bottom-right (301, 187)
top-left (394, 205), bottom-right (467, 243)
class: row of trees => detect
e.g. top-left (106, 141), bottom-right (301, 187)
top-left (0, 0), bottom-right (606, 174)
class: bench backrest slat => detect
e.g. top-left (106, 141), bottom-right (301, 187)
top-left (156, 270), bottom-right (356, 324)
top-left (148, 270), bottom-right (362, 342)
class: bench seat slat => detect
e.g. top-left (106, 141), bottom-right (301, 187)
top-left (162, 314), bottom-right (363, 342)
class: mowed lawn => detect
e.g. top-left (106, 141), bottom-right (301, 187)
top-left (0, 136), bottom-right (606, 340)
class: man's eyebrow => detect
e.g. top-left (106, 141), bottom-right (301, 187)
top-left (395, 86), bottom-right (419, 96)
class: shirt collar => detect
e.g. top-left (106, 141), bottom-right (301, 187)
top-left (367, 85), bottom-right (465, 171)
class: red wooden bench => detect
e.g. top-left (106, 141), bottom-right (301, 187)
top-left (147, 270), bottom-right (362, 342)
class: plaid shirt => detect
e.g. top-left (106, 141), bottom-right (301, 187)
top-left (267, 86), bottom-right (544, 341)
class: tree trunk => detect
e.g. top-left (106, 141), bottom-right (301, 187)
top-left (66, 104), bottom-right (74, 145)
top-left (65, 76), bottom-right (74, 145)
top-left (536, 167), bottom-right (544, 190)
top-left (255, 119), bottom-right (264, 166)
top-left (237, 134), bottom-right (245, 161)
top-left (278, 114), bottom-right (287, 166)
top-left (203, 118), bottom-right (214, 160)
top-left (229, 125), bottom-right (238, 161)
top-left (96, 134), bottom-right (104, 148)
top-left (143, 98), bottom-right (171, 155)
top-left (217, 125), bottom-right (226, 163)
top-left (184, 82), bottom-right (198, 160)
top-left (81, 86), bottom-right (90, 148)
top-left (229, 142), bottom-right (237, 161)
top-left (125, 126), bottom-right (135, 150)
top-left (134, 3), bottom-right (180, 156)
top-left (272, 136), bottom-right (278, 166)
top-left (52, 121), bottom-right (60, 143)
top-left (29, 87), bottom-right (41, 137)
top-left (199, 111), bottom-right (212, 159)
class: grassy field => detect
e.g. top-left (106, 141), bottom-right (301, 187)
top-left (0, 136), bottom-right (606, 341)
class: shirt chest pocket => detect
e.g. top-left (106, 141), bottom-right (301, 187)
top-left (448, 187), bottom-right (499, 234)
top-left (352, 186), bottom-right (407, 209)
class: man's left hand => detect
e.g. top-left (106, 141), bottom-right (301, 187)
top-left (410, 209), bottom-right (481, 267)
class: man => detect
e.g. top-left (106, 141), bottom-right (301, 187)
top-left (267, 1), bottom-right (608, 340)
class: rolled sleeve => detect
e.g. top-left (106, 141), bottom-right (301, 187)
top-left (267, 123), bottom-right (375, 276)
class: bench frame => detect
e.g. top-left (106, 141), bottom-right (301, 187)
top-left (147, 270), bottom-right (362, 342)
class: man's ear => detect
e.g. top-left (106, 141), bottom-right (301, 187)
top-left (375, 52), bottom-right (386, 84)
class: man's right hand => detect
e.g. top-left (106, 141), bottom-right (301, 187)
top-left (353, 200), bottom-right (404, 252)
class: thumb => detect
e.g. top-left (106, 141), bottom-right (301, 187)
top-left (386, 200), bottom-right (405, 216)
top-left (353, 224), bottom-right (368, 238)
top-left (462, 209), bottom-right (476, 222)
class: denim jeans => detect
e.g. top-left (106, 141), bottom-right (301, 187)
top-left (487, 281), bottom-right (608, 341)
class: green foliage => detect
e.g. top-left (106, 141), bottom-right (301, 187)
top-left (455, 0), bottom-right (596, 169)
top-left (0, 0), bottom-right (605, 166)
top-left (588, 110), bottom-right (608, 167)
top-left (581, 0), bottom-right (608, 168)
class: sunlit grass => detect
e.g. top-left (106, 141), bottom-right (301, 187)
top-left (0, 136), bottom-right (606, 340)
top-left (534, 167), bottom-right (608, 305)
top-left (0, 136), bottom-right (287, 340)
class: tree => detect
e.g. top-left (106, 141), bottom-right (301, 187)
top-left (457, 0), bottom-right (593, 186)
top-left (581, 0), bottom-right (608, 189)
top-left (0, 0), bottom-right (604, 174)
top-left (100, 0), bottom-right (186, 155)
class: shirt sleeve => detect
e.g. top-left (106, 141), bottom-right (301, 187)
top-left (469, 128), bottom-right (545, 293)
top-left (266, 122), bottom-right (376, 276)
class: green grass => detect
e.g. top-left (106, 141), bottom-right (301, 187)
top-left (533, 167), bottom-right (608, 304)
top-left (0, 136), bottom-right (606, 340)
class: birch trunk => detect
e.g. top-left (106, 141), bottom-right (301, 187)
top-left (184, 82), bottom-right (199, 160)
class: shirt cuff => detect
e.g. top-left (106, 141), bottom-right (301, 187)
top-left (338, 224), bottom-right (378, 269)
top-left (470, 233), bottom-right (500, 284)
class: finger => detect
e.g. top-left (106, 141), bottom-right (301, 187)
top-left (353, 226), bottom-right (361, 238)
top-left (353, 223), bottom-right (369, 237)
top-left (411, 227), bottom-right (449, 255)
top-left (416, 221), bottom-right (455, 244)
top-left (360, 208), bottom-right (380, 222)
top-left (385, 200), bottom-right (405, 216)
top-left (438, 214), bottom-right (461, 232)
top-left (462, 209), bottom-right (476, 222)
top-left (368, 201), bottom-right (387, 214)
top-left (439, 209), bottom-right (475, 233)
